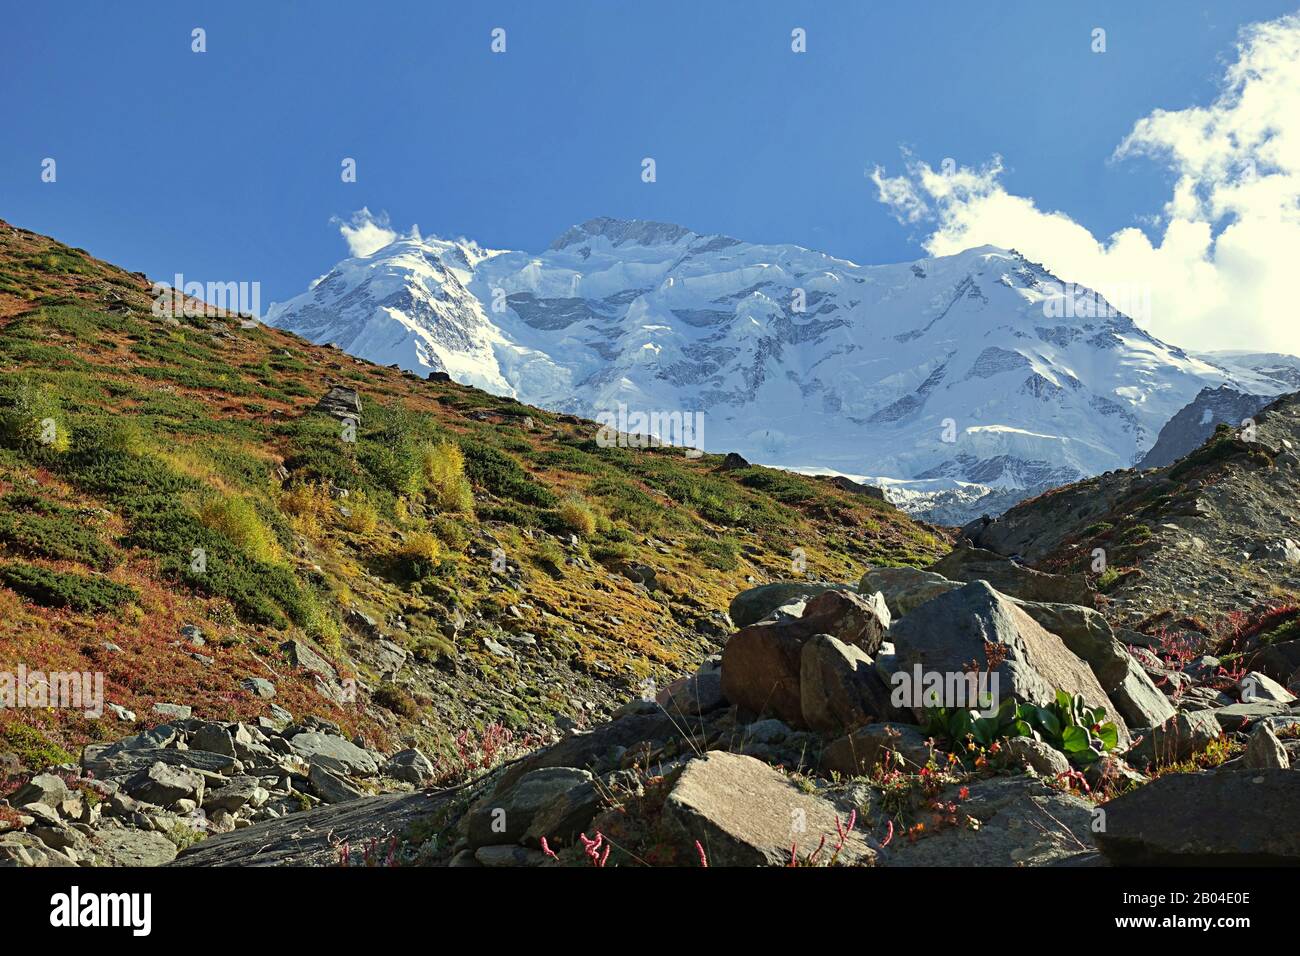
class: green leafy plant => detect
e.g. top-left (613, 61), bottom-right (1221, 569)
top-left (924, 690), bottom-right (1120, 766)
top-left (1022, 690), bottom-right (1119, 765)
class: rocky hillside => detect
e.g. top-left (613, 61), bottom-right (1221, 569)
top-left (0, 218), bottom-right (949, 864)
top-left (1136, 385), bottom-right (1268, 470)
top-left (3, 216), bottom-right (1297, 869)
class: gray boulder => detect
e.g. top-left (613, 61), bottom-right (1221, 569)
top-left (383, 748), bottom-right (435, 785)
top-left (728, 582), bottom-right (841, 628)
top-left (1244, 722), bottom-right (1290, 770)
top-left (929, 546), bottom-right (1095, 606)
top-left (800, 634), bottom-right (901, 734)
top-left (883, 776), bottom-right (1096, 867)
top-left (309, 764), bottom-right (365, 804)
top-left (1095, 770), bottom-right (1300, 864)
top-left (1012, 598), bottom-right (1175, 729)
top-left (820, 722), bottom-right (934, 776)
top-left (889, 581), bottom-right (1129, 746)
top-left (289, 732), bottom-right (379, 776)
top-left (661, 751), bottom-right (873, 866)
top-left (1125, 710), bottom-right (1221, 769)
top-left (7, 773), bottom-right (69, 808)
top-left (124, 762), bottom-right (204, 807)
top-left (858, 566), bottom-right (962, 617)
top-left (465, 767), bottom-right (594, 848)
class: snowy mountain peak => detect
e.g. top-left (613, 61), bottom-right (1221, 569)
top-left (549, 217), bottom-right (699, 251)
top-left (266, 219), bottom-right (1286, 519)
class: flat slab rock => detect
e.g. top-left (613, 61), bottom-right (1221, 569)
top-left (662, 751), bottom-right (873, 867)
top-left (172, 791), bottom-right (439, 867)
top-left (881, 776), bottom-right (1097, 867)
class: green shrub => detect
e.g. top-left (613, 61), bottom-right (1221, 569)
top-left (460, 439), bottom-right (557, 508)
top-left (0, 561), bottom-right (137, 613)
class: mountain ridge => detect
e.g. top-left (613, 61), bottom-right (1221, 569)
top-left (267, 217), bottom-right (1293, 521)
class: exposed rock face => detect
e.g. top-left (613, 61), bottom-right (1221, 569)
top-left (1095, 770), bottom-right (1300, 865)
top-left (1010, 598), bottom-right (1175, 729)
top-left (661, 752), bottom-right (873, 867)
top-left (313, 385), bottom-right (362, 424)
top-left (800, 634), bottom-right (900, 734)
top-left (859, 566), bottom-right (962, 618)
top-left (888, 581), bottom-right (1129, 746)
top-left (1138, 385), bottom-right (1267, 469)
top-left (1244, 722), bottom-right (1290, 770)
top-left (728, 582), bottom-right (840, 628)
top-left (928, 546), bottom-right (1095, 607)
top-left (720, 590), bottom-right (891, 726)
top-left (882, 776), bottom-right (1095, 867)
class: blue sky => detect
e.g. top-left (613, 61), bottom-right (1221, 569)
top-left (3, 0), bottom-right (1298, 319)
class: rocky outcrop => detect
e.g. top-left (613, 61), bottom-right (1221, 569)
top-left (858, 566), bottom-right (962, 617)
top-left (888, 581), bottom-right (1129, 745)
top-left (1137, 385), bottom-right (1267, 470)
top-left (928, 546), bottom-right (1095, 607)
top-left (720, 590), bottom-right (890, 727)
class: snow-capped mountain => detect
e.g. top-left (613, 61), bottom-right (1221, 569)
top-left (266, 217), bottom-right (1272, 516)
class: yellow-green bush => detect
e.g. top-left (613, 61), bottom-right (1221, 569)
top-left (199, 493), bottom-right (279, 564)
top-left (558, 497), bottom-right (597, 537)
top-left (340, 493), bottom-right (378, 534)
top-left (421, 441), bottom-right (474, 515)
top-left (279, 480), bottom-right (334, 539)
top-left (1, 381), bottom-right (69, 453)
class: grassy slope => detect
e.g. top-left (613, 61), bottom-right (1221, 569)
top-left (0, 218), bottom-right (948, 775)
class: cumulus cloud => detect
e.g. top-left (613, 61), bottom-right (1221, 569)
top-left (871, 12), bottom-right (1300, 355)
top-left (333, 208), bottom-right (419, 258)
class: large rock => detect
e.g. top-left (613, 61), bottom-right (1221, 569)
top-left (882, 776), bottom-right (1096, 867)
top-left (661, 751), bottom-right (873, 866)
top-left (7, 773), bottom-right (69, 808)
top-left (281, 639), bottom-right (337, 680)
top-left (465, 767), bottom-right (595, 849)
top-left (1095, 770), bottom-right (1300, 864)
top-left (929, 546), bottom-right (1095, 607)
top-left (800, 634), bottom-right (901, 734)
top-left (656, 663), bottom-right (726, 717)
top-left (1240, 671), bottom-right (1297, 704)
top-left (721, 590), bottom-right (890, 726)
top-left (721, 622), bottom-right (806, 725)
top-left (858, 566), bottom-right (962, 617)
top-left (289, 732), bottom-right (379, 776)
top-left (383, 748), bottom-right (435, 785)
top-left (888, 581), bottom-right (1129, 746)
top-left (1012, 599), bottom-right (1175, 729)
top-left (309, 763), bottom-right (365, 804)
top-left (124, 761), bottom-right (205, 807)
top-left (820, 723), bottom-right (935, 776)
top-left (1244, 722), bottom-right (1290, 770)
top-left (1124, 710), bottom-right (1221, 769)
top-left (728, 582), bottom-right (841, 628)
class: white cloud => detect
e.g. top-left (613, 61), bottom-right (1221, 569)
top-left (872, 12), bottom-right (1300, 356)
top-left (334, 208), bottom-right (401, 258)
